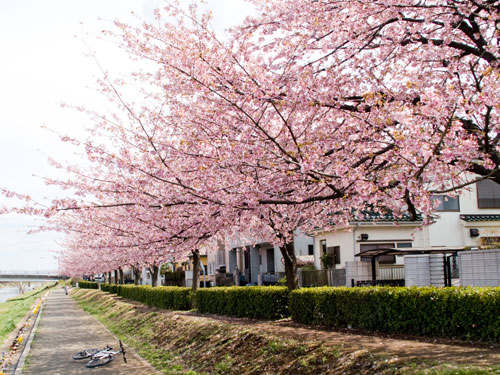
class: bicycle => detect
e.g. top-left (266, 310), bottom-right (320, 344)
top-left (72, 340), bottom-right (127, 368)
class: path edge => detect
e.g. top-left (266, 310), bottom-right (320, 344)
top-left (13, 293), bottom-right (46, 375)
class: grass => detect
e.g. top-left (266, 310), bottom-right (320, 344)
top-left (0, 282), bottom-right (57, 346)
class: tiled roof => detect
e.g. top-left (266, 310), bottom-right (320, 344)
top-left (460, 214), bottom-right (500, 222)
top-left (355, 211), bottom-right (423, 222)
top-left (320, 210), bottom-right (422, 229)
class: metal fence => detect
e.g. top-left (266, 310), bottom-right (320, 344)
top-left (262, 269), bottom-right (347, 287)
top-left (377, 265), bottom-right (404, 280)
top-left (262, 272), bottom-right (285, 284)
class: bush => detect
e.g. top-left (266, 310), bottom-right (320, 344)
top-left (78, 281), bottom-right (99, 289)
top-left (194, 286), bottom-right (289, 320)
top-left (100, 284), bottom-right (192, 311)
top-left (163, 270), bottom-right (185, 281)
top-left (289, 286), bottom-right (500, 342)
top-left (100, 283), bottom-right (118, 294)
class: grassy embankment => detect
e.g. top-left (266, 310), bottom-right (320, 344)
top-left (72, 288), bottom-right (500, 375)
top-left (0, 283), bottom-right (57, 345)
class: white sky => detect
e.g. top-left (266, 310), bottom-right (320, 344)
top-left (0, 0), bottom-right (254, 272)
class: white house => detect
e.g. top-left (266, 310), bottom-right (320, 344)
top-left (312, 179), bottom-right (500, 280)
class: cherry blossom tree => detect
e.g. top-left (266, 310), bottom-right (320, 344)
top-left (100, 0), bottom-right (494, 288)
top-left (6, 0), bottom-right (497, 291)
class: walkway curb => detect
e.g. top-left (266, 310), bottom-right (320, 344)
top-left (13, 293), bottom-right (46, 375)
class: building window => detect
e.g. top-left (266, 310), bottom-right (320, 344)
top-left (397, 242), bottom-right (412, 249)
top-left (327, 246), bottom-right (341, 264)
top-left (431, 195), bottom-right (459, 211)
top-left (308, 244), bottom-right (314, 256)
top-left (477, 179), bottom-right (500, 208)
top-left (320, 239), bottom-right (327, 254)
top-left (360, 243), bottom-right (396, 264)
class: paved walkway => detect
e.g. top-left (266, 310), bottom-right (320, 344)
top-left (23, 288), bottom-right (159, 375)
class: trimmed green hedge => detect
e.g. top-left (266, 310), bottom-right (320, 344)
top-left (289, 286), bottom-right (500, 342)
top-left (93, 283), bottom-right (500, 341)
top-left (100, 283), bottom-right (118, 294)
top-left (194, 286), bottom-right (289, 320)
top-left (101, 284), bottom-right (192, 311)
top-left (78, 281), bottom-right (99, 289)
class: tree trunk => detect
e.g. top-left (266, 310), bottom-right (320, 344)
top-left (132, 265), bottom-right (141, 285)
top-left (148, 265), bottom-right (159, 287)
top-left (107, 271), bottom-right (112, 284)
top-left (280, 240), bottom-right (298, 291)
top-left (191, 249), bottom-right (201, 292)
top-left (119, 267), bottom-right (124, 284)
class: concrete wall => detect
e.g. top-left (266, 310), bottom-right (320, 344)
top-left (459, 249), bottom-right (500, 286)
top-left (345, 261), bottom-right (372, 287)
top-left (404, 254), bottom-right (445, 287)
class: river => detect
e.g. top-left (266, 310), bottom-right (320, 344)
top-left (0, 287), bottom-right (20, 303)
top-left (0, 283), bottom-right (44, 303)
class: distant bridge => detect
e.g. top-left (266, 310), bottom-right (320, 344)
top-left (0, 270), bottom-right (68, 282)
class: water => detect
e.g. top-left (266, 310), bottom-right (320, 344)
top-left (0, 282), bottom-right (43, 303)
top-left (0, 287), bottom-right (20, 303)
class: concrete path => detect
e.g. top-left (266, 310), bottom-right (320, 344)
top-left (23, 288), bottom-right (159, 375)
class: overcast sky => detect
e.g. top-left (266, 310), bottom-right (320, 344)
top-left (0, 0), bottom-right (254, 272)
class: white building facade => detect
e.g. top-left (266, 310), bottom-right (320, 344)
top-left (312, 179), bottom-right (500, 277)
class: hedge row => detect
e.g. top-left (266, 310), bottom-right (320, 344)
top-left (89, 284), bottom-right (500, 341)
top-left (78, 281), bottom-right (99, 289)
top-left (194, 286), bottom-right (289, 320)
top-left (290, 286), bottom-right (500, 342)
top-left (102, 284), bottom-right (192, 311)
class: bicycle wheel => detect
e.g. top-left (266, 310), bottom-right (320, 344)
top-left (72, 349), bottom-right (99, 360)
top-left (86, 354), bottom-right (114, 368)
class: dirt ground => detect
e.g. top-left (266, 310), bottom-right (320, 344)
top-left (173, 310), bottom-right (500, 367)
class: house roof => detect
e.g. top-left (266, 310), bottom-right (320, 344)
top-left (355, 246), bottom-right (466, 258)
top-left (460, 214), bottom-right (500, 222)
top-left (355, 211), bottom-right (423, 222)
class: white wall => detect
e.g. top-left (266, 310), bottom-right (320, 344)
top-left (428, 184), bottom-right (500, 247)
top-left (293, 231), bottom-right (314, 256)
top-left (314, 224), bottom-right (423, 269)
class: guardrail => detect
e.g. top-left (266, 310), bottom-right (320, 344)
top-left (0, 270), bottom-right (60, 276)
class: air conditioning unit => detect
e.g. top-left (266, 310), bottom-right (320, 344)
top-left (358, 233), bottom-right (369, 241)
top-left (470, 228), bottom-right (480, 237)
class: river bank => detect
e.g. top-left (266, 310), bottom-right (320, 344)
top-left (72, 288), bottom-right (500, 375)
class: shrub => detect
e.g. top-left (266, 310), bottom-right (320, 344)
top-left (289, 286), bottom-right (500, 342)
top-left (100, 284), bottom-right (192, 311)
top-left (100, 283), bottom-right (118, 294)
top-left (194, 286), bottom-right (289, 320)
top-left (78, 281), bottom-right (99, 289)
